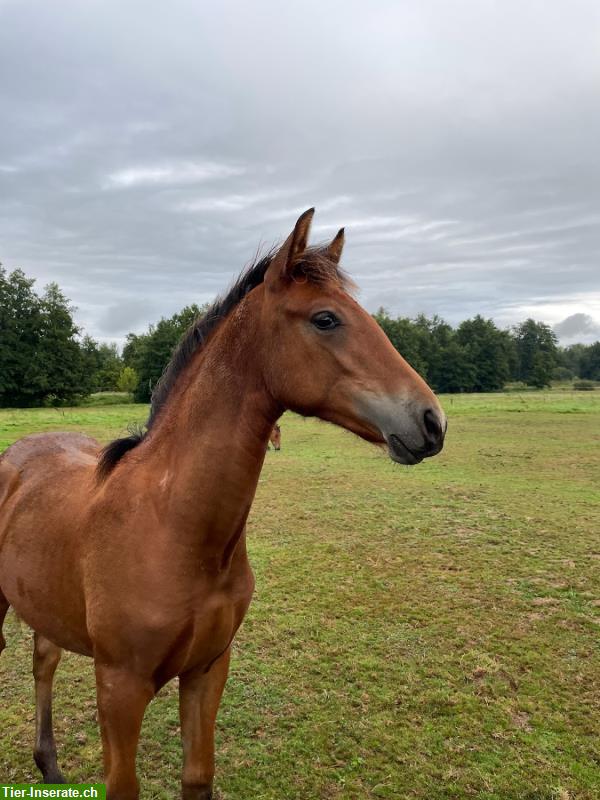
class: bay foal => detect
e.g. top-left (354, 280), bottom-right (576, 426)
top-left (0, 209), bottom-right (445, 799)
top-left (268, 424), bottom-right (281, 450)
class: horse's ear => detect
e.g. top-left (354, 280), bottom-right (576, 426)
top-left (266, 208), bottom-right (315, 288)
top-left (326, 227), bottom-right (345, 264)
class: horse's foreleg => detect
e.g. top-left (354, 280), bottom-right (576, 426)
top-left (178, 647), bottom-right (231, 800)
top-left (32, 633), bottom-right (65, 783)
top-left (95, 663), bottom-right (154, 800)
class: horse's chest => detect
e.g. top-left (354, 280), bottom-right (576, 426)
top-left (158, 577), bottom-right (254, 681)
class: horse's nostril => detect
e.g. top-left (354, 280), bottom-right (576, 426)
top-left (423, 409), bottom-right (443, 443)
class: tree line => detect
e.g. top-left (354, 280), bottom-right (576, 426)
top-left (1, 264), bottom-right (599, 407)
top-left (374, 309), bottom-right (599, 392)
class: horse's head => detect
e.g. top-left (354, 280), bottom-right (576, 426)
top-left (259, 209), bottom-right (446, 465)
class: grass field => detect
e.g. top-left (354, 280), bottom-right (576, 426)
top-left (0, 393), bottom-right (599, 799)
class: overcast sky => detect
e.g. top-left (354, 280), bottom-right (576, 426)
top-left (1, 0), bottom-right (599, 347)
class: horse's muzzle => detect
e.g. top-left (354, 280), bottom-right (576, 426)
top-left (386, 408), bottom-right (446, 465)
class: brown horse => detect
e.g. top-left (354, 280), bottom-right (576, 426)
top-left (268, 423), bottom-right (281, 451)
top-left (0, 209), bottom-right (446, 799)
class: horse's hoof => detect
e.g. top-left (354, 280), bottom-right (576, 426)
top-left (45, 772), bottom-right (66, 784)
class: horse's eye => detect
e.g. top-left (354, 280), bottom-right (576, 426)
top-left (311, 311), bottom-right (341, 331)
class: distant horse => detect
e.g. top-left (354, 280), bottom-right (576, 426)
top-left (0, 209), bottom-right (446, 800)
top-left (268, 423), bottom-right (281, 451)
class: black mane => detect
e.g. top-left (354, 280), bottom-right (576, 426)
top-left (97, 247), bottom-right (346, 481)
top-left (148, 253), bottom-right (274, 431)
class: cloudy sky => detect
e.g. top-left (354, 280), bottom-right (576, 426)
top-left (1, 0), bottom-right (599, 347)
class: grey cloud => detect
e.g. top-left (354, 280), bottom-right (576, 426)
top-left (0, 0), bottom-right (599, 347)
top-left (96, 300), bottom-right (165, 336)
top-left (553, 313), bottom-right (600, 345)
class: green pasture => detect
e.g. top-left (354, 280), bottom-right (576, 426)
top-left (0, 393), bottom-right (599, 799)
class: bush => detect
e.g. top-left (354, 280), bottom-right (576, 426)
top-left (552, 366), bottom-right (573, 382)
top-left (573, 379), bottom-right (596, 391)
top-left (82, 392), bottom-right (135, 406)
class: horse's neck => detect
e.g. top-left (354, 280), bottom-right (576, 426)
top-left (141, 308), bottom-right (279, 564)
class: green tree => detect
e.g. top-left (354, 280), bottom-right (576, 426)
top-left (413, 314), bottom-right (456, 391)
top-left (35, 282), bottom-right (89, 404)
top-left (372, 310), bottom-right (483, 393)
top-left (579, 342), bottom-right (600, 381)
top-left (0, 266), bottom-right (44, 406)
top-left (456, 315), bottom-right (513, 392)
top-left (434, 340), bottom-right (477, 393)
top-left (0, 267), bottom-right (94, 406)
top-left (94, 343), bottom-right (123, 391)
top-left (373, 309), bottom-right (429, 375)
top-left (80, 336), bottom-right (123, 393)
top-left (513, 319), bottom-right (558, 387)
top-left (117, 366), bottom-right (139, 394)
top-left (122, 332), bottom-right (145, 370)
top-left (127, 305), bottom-right (205, 402)
top-left (557, 343), bottom-right (587, 378)
top-left (529, 350), bottom-right (556, 389)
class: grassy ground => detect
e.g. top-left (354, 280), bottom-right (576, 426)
top-left (0, 393), bottom-right (599, 799)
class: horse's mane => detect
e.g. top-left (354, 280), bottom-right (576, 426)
top-left (97, 246), bottom-right (347, 481)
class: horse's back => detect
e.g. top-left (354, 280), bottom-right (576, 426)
top-left (0, 430), bottom-right (100, 542)
top-left (1, 431), bottom-right (99, 472)
top-left (0, 431), bottom-right (98, 520)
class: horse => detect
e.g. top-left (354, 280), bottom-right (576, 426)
top-left (0, 209), bottom-right (446, 799)
top-left (268, 423), bottom-right (281, 451)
